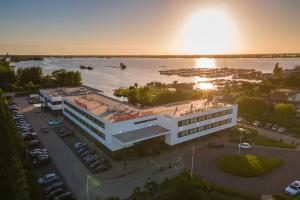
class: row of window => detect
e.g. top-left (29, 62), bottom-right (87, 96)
top-left (178, 109), bottom-right (233, 127)
top-left (40, 93), bottom-right (62, 105)
top-left (63, 100), bottom-right (105, 129)
top-left (134, 118), bottom-right (157, 125)
top-left (177, 118), bottom-right (232, 138)
top-left (64, 108), bottom-right (106, 140)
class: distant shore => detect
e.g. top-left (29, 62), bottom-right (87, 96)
top-left (1, 53), bottom-right (300, 59)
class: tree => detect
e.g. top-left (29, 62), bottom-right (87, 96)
top-left (17, 66), bottom-right (43, 85)
top-left (144, 180), bottom-right (158, 197)
top-left (273, 62), bottom-right (283, 76)
top-left (274, 103), bottom-right (296, 126)
top-left (236, 96), bottom-right (268, 119)
top-left (0, 59), bottom-right (16, 91)
top-left (130, 187), bottom-right (147, 200)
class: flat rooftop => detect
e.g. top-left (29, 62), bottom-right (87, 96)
top-left (113, 125), bottom-right (169, 145)
top-left (64, 91), bottom-right (230, 123)
top-left (40, 86), bottom-right (103, 97)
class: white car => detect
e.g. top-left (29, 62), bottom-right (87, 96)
top-left (285, 180), bottom-right (300, 196)
top-left (277, 128), bottom-right (286, 133)
top-left (238, 143), bottom-right (252, 149)
top-left (252, 121), bottom-right (260, 126)
top-left (38, 173), bottom-right (58, 185)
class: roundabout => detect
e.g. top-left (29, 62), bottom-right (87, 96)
top-left (182, 144), bottom-right (300, 195)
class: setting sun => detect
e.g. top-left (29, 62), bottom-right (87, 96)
top-left (178, 8), bottom-right (237, 54)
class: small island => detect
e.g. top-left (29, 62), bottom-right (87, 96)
top-left (79, 65), bottom-right (93, 70)
top-left (159, 67), bottom-right (267, 80)
top-left (120, 62), bottom-right (127, 70)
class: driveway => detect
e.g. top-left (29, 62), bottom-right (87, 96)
top-left (182, 145), bottom-right (300, 195)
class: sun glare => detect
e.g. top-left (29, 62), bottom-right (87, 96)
top-left (179, 8), bottom-right (237, 54)
top-left (196, 58), bottom-right (215, 68)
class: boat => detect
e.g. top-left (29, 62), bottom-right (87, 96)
top-left (120, 63), bottom-right (126, 70)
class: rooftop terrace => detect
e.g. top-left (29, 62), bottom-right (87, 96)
top-left (64, 91), bottom-right (229, 123)
top-left (41, 86), bottom-right (103, 97)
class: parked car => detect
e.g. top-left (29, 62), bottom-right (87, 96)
top-left (41, 127), bottom-right (49, 133)
top-left (208, 142), bottom-right (225, 148)
top-left (90, 160), bottom-right (101, 169)
top-left (264, 123), bottom-right (272, 129)
top-left (237, 117), bottom-right (243, 122)
top-left (271, 124), bottom-right (279, 131)
top-left (33, 157), bottom-right (50, 166)
top-left (30, 150), bottom-right (48, 158)
top-left (74, 142), bottom-right (86, 149)
top-left (45, 187), bottom-right (65, 200)
top-left (94, 164), bottom-right (110, 173)
top-left (43, 181), bottom-right (64, 194)
top-left (28, 139), bottom-right (41, 147)
top-left (38, 173), bottom-right (58, 185)
top-left (277, 127), bottom-right (286, 133)
top-left (252, 121), bottom-right (260, 126)
top-left (58, 127), bottom-right (70, 133)
top-left (31, 148), bottom-right (48, 153)
top-left (80, 149), bottom-right (91, 157)
top-left (84, 154), bottom-right (99, 164)
top-left (76, 147), bottom-right (89, 154)
top-left (23, 132), bottom-right (37, 140)
top-left (59, 131), bottom-right (73, 137)
top-left (285, 180), bottom-right (300, 196)
top-left (48, 119), bottom-right (63, 127)
top-left (238, 143), bottom-right (252, 149)
top-left (54, 192), bottom-right (74, 200)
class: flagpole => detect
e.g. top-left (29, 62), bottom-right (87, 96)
top-left (87, 175), bottom-right (89, 200)
top-left (191, 143), bottom-right (194, 177)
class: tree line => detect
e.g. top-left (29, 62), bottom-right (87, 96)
top-left (114, 81), bottom-right (211, 106)
top-left (0, 90), bottom-right (43, 200)
top-left (0, 58), bottom-right (82, 92)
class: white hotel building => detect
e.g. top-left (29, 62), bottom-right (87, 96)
top-left (39, 87), bottom-right (237, 151)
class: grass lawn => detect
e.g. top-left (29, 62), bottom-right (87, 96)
top-left (215, 154), bottom-right (283, 177)
top-left (274, 193), bottom-right (300, 200)
top-left (290, 126), bottom-right (300, 139)
top-left (253, 136), bottom-right (297, 149)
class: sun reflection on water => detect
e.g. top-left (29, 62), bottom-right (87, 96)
top-left (194, 76), bottom-right (215, 90)
top-left (195, 58), bottom-right (216, 68)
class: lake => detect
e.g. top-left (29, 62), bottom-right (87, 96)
top-left (13, 57), bottom-right (300, 99)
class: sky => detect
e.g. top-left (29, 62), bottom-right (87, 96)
top-left (0, 0), bottom-right (300, 55)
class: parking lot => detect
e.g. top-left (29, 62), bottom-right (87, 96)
top-left (9, 98), bottom-right (77, 200)
top-left (14, 97), bottom-right (92, 200)
top-left (14, 96), bottom-right (185, 199)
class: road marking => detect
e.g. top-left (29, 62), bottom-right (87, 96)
top-left (150, 159), bottom-right (162, 168)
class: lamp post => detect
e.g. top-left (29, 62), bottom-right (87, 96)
top-left (191, 143), bottom-right (195, 177)
top-left (86, 176), bottom-right (89, 200)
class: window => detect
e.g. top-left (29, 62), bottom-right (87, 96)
top-left (64, 108), bottom-right (105, 140)
top-left (134, 118), bottom-right (157, 125)
top-left (177, 118), bottom-right (232, 138)
top-left (63, 100), bottom-right (105, 129)
top-left (178, 109), bottom-right (234, 127)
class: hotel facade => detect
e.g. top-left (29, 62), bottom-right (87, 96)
top-left (40, 87), bottom-right (237, 151)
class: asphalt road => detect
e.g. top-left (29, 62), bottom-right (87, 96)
top-left (182, 144), bottom-right (300, 195)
